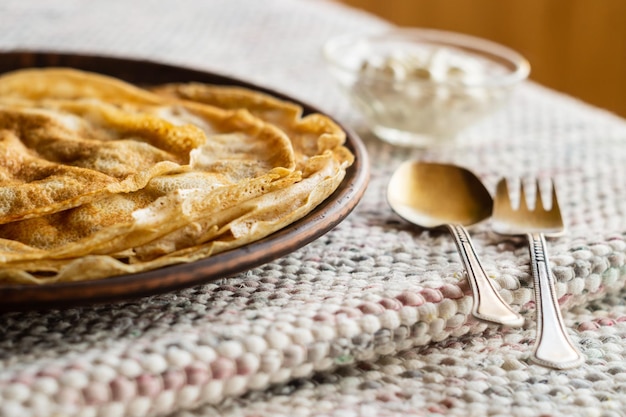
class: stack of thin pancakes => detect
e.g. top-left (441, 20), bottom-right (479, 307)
top-left (0, 68), bottom-right (354, 284)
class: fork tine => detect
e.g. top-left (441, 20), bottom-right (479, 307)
top-left (549, 179), bottom-right (563, 217)
top-left (519, 180), bottom-right (530, 212)
top-left (495, 178), bottom-right (512, 210)
top-left (535, 179), bottom-right (545, 212)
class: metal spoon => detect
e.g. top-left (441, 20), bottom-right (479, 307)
top-left (387, 161), bottom-right (524, 327)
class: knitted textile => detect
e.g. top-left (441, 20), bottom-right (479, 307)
top-left (1, 1), bottom-right (626, 416)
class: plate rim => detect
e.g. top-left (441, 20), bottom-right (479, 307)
top-left (0, 50), bottom-right (370, 312)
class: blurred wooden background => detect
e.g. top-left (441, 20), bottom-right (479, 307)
top-left (339, 0), bottom-right (626, 118)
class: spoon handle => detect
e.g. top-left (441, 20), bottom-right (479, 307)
top-left (447, 224), bottom-right (524, 327)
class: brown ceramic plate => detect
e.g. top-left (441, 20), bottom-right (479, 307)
top-left (0, 51), bottom-right (369, 312)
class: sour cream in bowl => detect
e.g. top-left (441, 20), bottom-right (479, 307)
top-left (323, 28), bottom-right (530, 147)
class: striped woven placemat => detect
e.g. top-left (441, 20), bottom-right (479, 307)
top-left (1, 1), bottom-right (626, 416)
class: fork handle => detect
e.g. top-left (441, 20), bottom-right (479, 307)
top-left (528, 232), bottom-right (584, 369)
top-left (448, 224), bottom-right (524, 327)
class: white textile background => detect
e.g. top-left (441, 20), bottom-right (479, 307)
top-left (1, 1), bottom-right (626, 416)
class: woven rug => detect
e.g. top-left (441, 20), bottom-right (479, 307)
top-left (1, 1), bottom-right (626, 416)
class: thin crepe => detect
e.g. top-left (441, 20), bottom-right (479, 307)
top-left (0, 68), bottom-right (353, 284)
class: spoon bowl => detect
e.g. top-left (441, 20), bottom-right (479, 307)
top-left (387, 161), bottom-right (493, 228)
top-left (387, 161), bottom-right (524, 327)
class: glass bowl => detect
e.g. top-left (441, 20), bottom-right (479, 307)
top-left (323, 28), bottom-right (530, 147)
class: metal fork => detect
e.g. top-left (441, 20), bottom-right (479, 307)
top-left (492, 178), bottom-right (584, 369)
